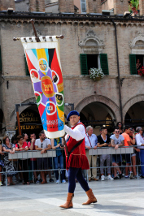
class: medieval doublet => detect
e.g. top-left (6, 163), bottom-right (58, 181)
top-left (64, 122), bottom-right (89, 170)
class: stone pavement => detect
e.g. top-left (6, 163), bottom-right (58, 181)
top-left (0, 178), bottom-right (144, 216)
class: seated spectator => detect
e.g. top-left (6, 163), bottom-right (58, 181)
top-left (135, 127), bottom-right (144, 178)
top-left (28, 133), bottom-right (38, 183)
top-left (35, 131), bottom-right (51, 184)
top-left (51, 138), bottom-right (66, 184)
top-left (111, 127), bottom-right (124, 179)
top-left (97, 126), bottom-right (113, 181)
top-left (15, 135), bottom-right (30, 185)
top-left (0, 139), bottom-right (4, 186)
top-left (85, 126), bottom-right (98, 181)
top-left (2, 136), bottom-right (17, 186)
top-left (122, 126), bottom-right (133, 179)
top-left (129, 128), bottom-right (139, 178)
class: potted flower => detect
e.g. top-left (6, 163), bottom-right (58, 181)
top-left (89, 68), bottom-right (104, 81)
top-left (138, 67), bottom-right (144, 77)
top-left (128, 0), bottom-right (139, 15)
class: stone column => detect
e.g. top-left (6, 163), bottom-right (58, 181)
top-left (139, 0), bottom-right (144, 15)
top-left (29, 0), bottom-right (45, 12)
top-left (59, 0), bottom-right (74, 13)
top-left (0, 0), bottom-right (15, 11)
top-left (113, 0), bottom-right (129, 15)
top-left (86, 0), bottom-right (102, 13)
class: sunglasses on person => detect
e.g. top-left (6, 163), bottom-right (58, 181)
top-left (115, 130), bottom-right (120, 133)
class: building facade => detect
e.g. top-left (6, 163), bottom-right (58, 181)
top-left (0, 0), bottom-right (144, 136)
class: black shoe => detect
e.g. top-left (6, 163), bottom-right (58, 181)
top-left (49, 178), bottom-right (54, 182)
top-left (118, 174), bottom-right (122, 179)
top-left (140, 175), bottom-right (144, 178)
top-left (114, 176), bottom-right (119, 180)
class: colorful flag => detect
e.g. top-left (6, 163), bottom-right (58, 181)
top-left (21, 36), bottom-right (65, 139)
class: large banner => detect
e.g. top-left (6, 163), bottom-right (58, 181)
top-left (21, 36), bottom-right (65, 139)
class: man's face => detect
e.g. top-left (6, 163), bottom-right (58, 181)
top-left (88, 128), bottom-right (93, 136)
top-left (30, 134), bottom-right (36, 140)
top-left (40, 133), bottom-right (45, 140)
top-left (69, 115), bottom-right (80, 126)
top-left (126, 128), bottom-right (131, 134)
top-left (115, 129), bottom-right (120, 136)
top-left (103, 129), bottom-right (107, 135)
top-left (140, 129), bottom-right (143, 135)
top-left (24, 134), bottom-right (28, 140)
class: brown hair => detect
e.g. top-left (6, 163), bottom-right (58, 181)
top-left (3, 136), bottom-right (10, 144)
top-left (17, 135), bottom-right (23, 141)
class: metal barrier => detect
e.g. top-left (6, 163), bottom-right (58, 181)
top-left (0, 146), bottom-right (143, 186)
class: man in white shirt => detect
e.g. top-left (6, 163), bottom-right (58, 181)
top-left (35, 131), bottom-right (51, 183)
top-left (85, 126), bottom-right (98, 181)
top-left (135, 127), bottom-right (144, 178)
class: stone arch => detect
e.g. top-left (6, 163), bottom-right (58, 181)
top-left (130, 34), bottom-right (144, 49)
top-left (79, 30), bottom-right (105, 51)
top-left (75, 95), bottom-right (120, 122)
top-left (123, 94), bottom-right (144, 119)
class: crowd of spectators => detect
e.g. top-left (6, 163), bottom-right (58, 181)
top-left (0, 124), bottom-right (144, 186)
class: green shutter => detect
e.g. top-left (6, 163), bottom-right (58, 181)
top-left (129, 54), bottom-right (137, 75)
top-left (100, 53), bottom-right (109, 75)
top-left (0, 46), bottom-right (2, 73)
top-left (80, 54), bottom-right (88, 75)
top-left (24, 55), bottom-right (29, 76)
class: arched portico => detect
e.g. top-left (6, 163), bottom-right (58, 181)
top-left (75, 95), bottom-right (120, 122)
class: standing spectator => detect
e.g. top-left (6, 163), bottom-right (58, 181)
top-left (2, 136), bottom-right (17, 185)
top-left (97, 126), bottom-right (113, 181)
top-left (35, 131), bottom-right (51, 184)
top-left (122, 126), bottom-right (133, 179)
top-left (111, 127), bottom-right (124, 179)
top-left (85, 126), bottom-right (98, 181)
top-left (117, 122), bottom-right (123, 134)
top-left (136, 58), bottom-right (142, 72)
top-left (23, 133), bottom-right (29, 144)
top-left (0, 139), bottom-right (4, 186)
top-left (15, 135), bottom-right (29, 185)
top-left (51, 138), bottom-right (66, 184)
top-left (135, 127), bottom-right (144, 178)
top-left (129, 128), bottom-right (138, 178)
top-left (28, 133), bottom-right (38, 183)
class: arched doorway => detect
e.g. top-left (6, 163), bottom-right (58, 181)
top-left (80, 102), bottom-right (116, 135)
top-left (15, 105), bottom-right (43, 137)
top-left (125, 101), bottom-right (144, 127)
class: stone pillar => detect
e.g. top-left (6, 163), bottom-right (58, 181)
top-left (29, 0), bottom-right (45, 12)
top-left (139, 0), bottom-right (144, 15)
top-left (86, 0), bottom-right (102, 13)
top-left (0, 0), bottom-right (15, 11)
top-left (113, 0), bottom-right (129, 15)
top-left (59, 0), bottom-right (74, 13)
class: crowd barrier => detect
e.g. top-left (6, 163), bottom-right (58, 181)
top-left (0, 146), bottom-right (143, 186)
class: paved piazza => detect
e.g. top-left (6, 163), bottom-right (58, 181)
top-left (0, 179), bottom-right (144, 216)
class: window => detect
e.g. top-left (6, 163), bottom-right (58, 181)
top-left (129, 54), bottom-right (144, 75)
top-left (80, 53), bottom-right (109, 75)
top-left (24, 55), bottom-right (29, 76)
top-left (81, 0), bottom-right (86, 13)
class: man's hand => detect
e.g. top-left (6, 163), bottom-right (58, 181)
top-left (41, 149), bottom-right (45, 154)
top-left (10, 150), bottom-right (14, 154)
top-left (93, 145), bottom-right (97, 149)
top-left (56, 144), bottom-right (60, 148)
top-left (31, 138), bottom-right (35, 143)
top-left (135, 148), bottom-right (140, 152)
top-left (86, 146), bottom-right (91, 150)
top-left (115, 145), bottom-right (119, 150)
top-left (103, 143), bottom-right (108, 147)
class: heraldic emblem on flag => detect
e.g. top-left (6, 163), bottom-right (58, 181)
top-left (21, 36), bottom-right (65, 139)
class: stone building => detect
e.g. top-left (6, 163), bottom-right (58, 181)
top-left (0, 0), bottom-right (144, 136)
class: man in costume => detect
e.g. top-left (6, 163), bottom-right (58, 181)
top-left (60, 110), bottom-right (97, 209)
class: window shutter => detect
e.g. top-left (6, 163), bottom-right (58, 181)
top-left (80, 54), bottom-right (88, 75)
top-left (0, 46), bottom-right (2, 73)
top-left (100, 53), bottom-right (109, 75)
top-left (129, 54), bottom-right (137, 75)
top-left (24, 55), bottom-right (29, 76)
